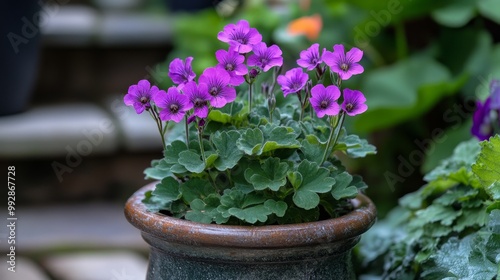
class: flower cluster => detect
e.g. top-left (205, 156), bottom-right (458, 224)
top-left (123, 20), bottom-right (375, 225)
top-left (472, 80), bottom-right (500, 140)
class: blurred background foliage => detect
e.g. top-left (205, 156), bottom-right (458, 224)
top-left (151, 0), bottom-right (500, 216)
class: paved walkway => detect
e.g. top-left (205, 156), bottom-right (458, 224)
top-left (0, 203), bottom-right (149, 280)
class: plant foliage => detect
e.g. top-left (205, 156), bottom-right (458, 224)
top-left (358, 136), bottom-right (500, 279)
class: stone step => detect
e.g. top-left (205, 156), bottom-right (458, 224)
top-left (43, 251), bottom-right (148, 280)
top-left (0, 257), bottom-right (50, 280)
top-left (0, 202), bottom-right (147, 253)
top-left (0, 104), bottom-right (119, 159)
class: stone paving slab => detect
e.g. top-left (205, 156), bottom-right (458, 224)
top-left (0, 256), bottom-right (50, 280)
top-left (41, 5), bottom-right (172, 47)
top-left (0, 104), bottom-right (119, 158)
top-left (0, 202), bottom-right (147, 253)
top-left (107, 96), bottom-right (163, 152)
top-left (43, 251), bottom-right (148, 280)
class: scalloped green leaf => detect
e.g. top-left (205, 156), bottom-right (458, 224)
top-left (144, 159), bottom-right (172, 180)
top-left (300, 135), bottom-right (326, 164)
top-left (185, 194), bottom-right (227, 224)
top-left (331, 172), bottom-right (358, 200)
top-left (244, 157), bottom-right (289, 191)
top-left (152, 177), bottom-right (182, 204)
top-left (178, 150), bottom-right (205, 173)
top-left (179, 178), bottom-right (213, 203)
top-left (212, 131), bottom-right (244, 171)
top-left (164, 140), bottom-right (189, 164)
top-left (237, 128), bottom-right (263, 155)
top-left (228, 205), bottom-right (272, 224)
top-left (260, 124), bottom-right (301, 153)
top-left (334, 129), bottom-right (377, 158)
top-left (293, 160), bottom-right (336, 210)
top-left (472, 135), bottom-right (500, 192)
top-left (431, 0), bottom-right (475, 28)
top-left (264, 199), bottom-right (287, 217)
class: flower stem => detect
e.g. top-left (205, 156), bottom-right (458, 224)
top-left (321, 112), bottom-right (345, 165)
top-left (197, 125), bottom-right (206, 163)
top-left (149, 108), bottom-right (166, 151)
top-left (248, 82), bottom-right (254, 112)
top-left (184, 115), bottom-right (189, 145)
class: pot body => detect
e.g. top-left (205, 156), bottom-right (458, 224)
top-left (125, 183), bottom-right (377, 280)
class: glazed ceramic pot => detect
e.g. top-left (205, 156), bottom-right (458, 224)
top-left (125, 182), bottom-right (377, 280)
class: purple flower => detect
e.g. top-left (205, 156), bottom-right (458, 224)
top-left (297, 43), bottom-right (322, 71)
top-left (183, 81), bottom-right (211, 118)
top-left (471, 98), bottom-right (493, 141)
top-left (198, 67), bottom-right (236, 108)
top-left (215, 49), bottom-right (248, 86)
top-left (124, 79), bottom-right (162, 114)
top-left (322, 44), bottom-right (364, 80)
top-left (277, 67), bottom-right (309, 97)
top-left (310, 84), bottom-right (341, 118)
top-left (341, 88), bottom-right (367, 116)
top-left (490, 80), bottom-right (500, 110)
top-left (154, 87), bottom-right (193, 123)
top-left (168, 57), bottom-right (196, 89)
top-left (217, 20), bottom-right (262, 54)
top-left (247, 42), bottom-right (283, 72)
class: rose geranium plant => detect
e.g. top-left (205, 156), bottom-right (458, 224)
top-left (124, 20), bottom-right (376, 225)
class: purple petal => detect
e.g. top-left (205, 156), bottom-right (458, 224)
top-left (346, 47), bottom-right (363, 63)
top-left (133, 103), bottom-right (145, 114)
top-left (137, 79), bottom-right (151, 93)
top-left (348, 63), bottom-right (364, 75)
top-left (194, 106), bottom-right (209, 118)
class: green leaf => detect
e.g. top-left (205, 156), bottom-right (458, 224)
top-left (237, 128), bottom-right (263, 155)
top-left (425, 138), bottom-right (480, 182)
top-left (144, 159), bottom-right (172, 180)
top-left (300, 135), bottom-right (327, 164)
top-left (477, 0), bottom-right (500, 24)
top-left (179, 178), bottom-right (213, 203)
top-left (260, 124), bottom-right (301, 154)
top-left (331, 172), bottom-right (358, 200)
top-left (453, 206), bottom-right (488, 232)
top-left (152, 177), bottom-right (182, 204)
top-left (244, 157), bottom-right (289, 191)
top-left (334, 129), bottom-right (377, 158)
top-left (293, 160), bottom-right (336, 210)
top-left (431, 0), bottom-right (475, 28)
top-left (237, 124), bottom-right (300, 155)
top-left (178, 150), bottom-right (205, 173)
top-left (164, 140), bottom-right (189, 164)
top-left (186, 194), bottom-right (227, 224)
top-left (264, 199), bottom-right (287, 217)
top-left (228, 205), bottom-right (272, 224)
top-left (472, 135), bottom-right (500, 190)
top-left (416, 204), bottom-right (462, 226)
top-left (212, 131), bottom-right (244, 171)
top-left (208, 109), bottom-right (232, 124)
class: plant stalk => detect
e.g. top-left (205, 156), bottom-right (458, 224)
top-left (321, 112), bottom-right (345, 164)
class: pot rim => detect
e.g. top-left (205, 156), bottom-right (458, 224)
top-left (125, 182), bottom-right (377, 248)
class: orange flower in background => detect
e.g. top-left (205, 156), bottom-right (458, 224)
top-left (287, 14), bottom-right (323, 41)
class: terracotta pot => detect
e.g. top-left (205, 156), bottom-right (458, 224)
top-left (125, 182), bottom-right (377, 280)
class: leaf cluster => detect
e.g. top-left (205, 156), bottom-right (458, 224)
top-left (358, 136), bottom-right (500, 279)
top-left (143, 101), bottom-right (376, 225)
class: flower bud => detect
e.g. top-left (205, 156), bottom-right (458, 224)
top-left (198, 118), bottom-right (206, 127)
top-left (249, 68), bottom-right (259, 80)
top-left (187, 115), bottom-right (196, 124)
top-left (261, 82), bottom-right (270, 98)
top-left (268, 96), bottom-right (276, 110)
